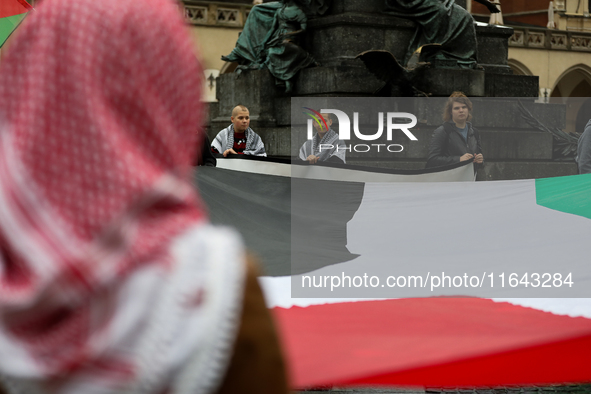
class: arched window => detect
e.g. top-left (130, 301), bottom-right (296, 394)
top-left (507, 59), bottom-right (533, 76)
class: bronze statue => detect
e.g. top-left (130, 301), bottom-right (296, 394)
top-left (222, 0), bottom-right (500, 93)
top-left (384, 0), bottom-right (499, 68)
top-left (355, 0), bottom-right (500, 96)
top-left (222, 0), bottom-right (318, 92)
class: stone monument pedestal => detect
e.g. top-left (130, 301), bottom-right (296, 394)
top-left (215, 1), bottom-right (539, 117)
top-left (208, 1), bottom-right (577, 180)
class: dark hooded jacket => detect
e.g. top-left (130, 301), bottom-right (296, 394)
top-left (576, 119), bottom-right (591, 174)
top-left (426, 121), bottom-right (482, 168)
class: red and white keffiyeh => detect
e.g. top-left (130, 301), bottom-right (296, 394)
top-left (0, 0), bottom-right (245, 393)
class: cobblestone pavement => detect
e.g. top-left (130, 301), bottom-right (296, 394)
top-left (298, 385), bottom-right (591, 394)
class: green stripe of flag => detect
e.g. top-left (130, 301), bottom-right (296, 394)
top-left (535, 173), bottom-right (591, 220)
top-left (0, 12), bottom-right (27, 48)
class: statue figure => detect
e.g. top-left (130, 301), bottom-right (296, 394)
top-left (354, 0), bottom-right (500, 97)
top-left (384, 0), bottom-right (499, 68)
top-left (222, 0), bottom-right (318, 92)
top-left (222, 0), bottom-right (500, 93)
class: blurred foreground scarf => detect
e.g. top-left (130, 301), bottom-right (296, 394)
top-left (0, 0), bottom-right (245, 392)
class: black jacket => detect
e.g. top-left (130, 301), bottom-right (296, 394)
top-left (194, 134), bottom-right (217, 167)
top-left (426, 121), bottom-right (482, 168)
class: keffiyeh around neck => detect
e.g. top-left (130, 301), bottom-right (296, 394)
top-left (212, 125), bottom-right (267, 156)
top-left (299, 128), bottom-right (346, 163)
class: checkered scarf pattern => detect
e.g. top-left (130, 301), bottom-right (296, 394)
top-left (212, 125), bottom-right (267, 157)
top-left (299, 128), bottom-right (347, 163)
top-left (0, 0), bottom-right (245, 393)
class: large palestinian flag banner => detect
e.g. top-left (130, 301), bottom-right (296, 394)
top-left (197, 156), bottom-right (475, 276)
top-left (0, 0), bottom-right (32, 48)
top-left (270, 297), bottom-right (591, 388)
top-left (195, 157), bottom-right (591, 389)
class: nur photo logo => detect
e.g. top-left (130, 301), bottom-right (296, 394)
top-left (302, 107), bottom-right (419, 154)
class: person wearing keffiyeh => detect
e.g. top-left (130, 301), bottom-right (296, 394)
top-left (0, 0), bottom-right (286, 393)
top-left (211, 105), bottom-right (267, 157)
top-left (299, 112), bottom-right (347, 164)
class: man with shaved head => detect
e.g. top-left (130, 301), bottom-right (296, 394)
top-left (212, 105), bottom-right (267, 157)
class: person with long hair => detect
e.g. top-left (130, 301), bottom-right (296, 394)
top-left (0, 0), bottom-right (287, 393)
top-left (426, 92), bottom-right (484, 169)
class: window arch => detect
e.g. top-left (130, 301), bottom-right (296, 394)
top-left (551, 64), bottom-right (591, 98)
top-left (507, 59), bottom-right (533, 76)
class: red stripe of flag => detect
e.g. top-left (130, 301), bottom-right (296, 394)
top-left (274, 298), bottom-right (591, 389)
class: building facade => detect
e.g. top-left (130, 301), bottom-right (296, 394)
top-left (182, 0), bottom-right (255, 102)
top-left (471, 0), bottom-right (591, 132)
